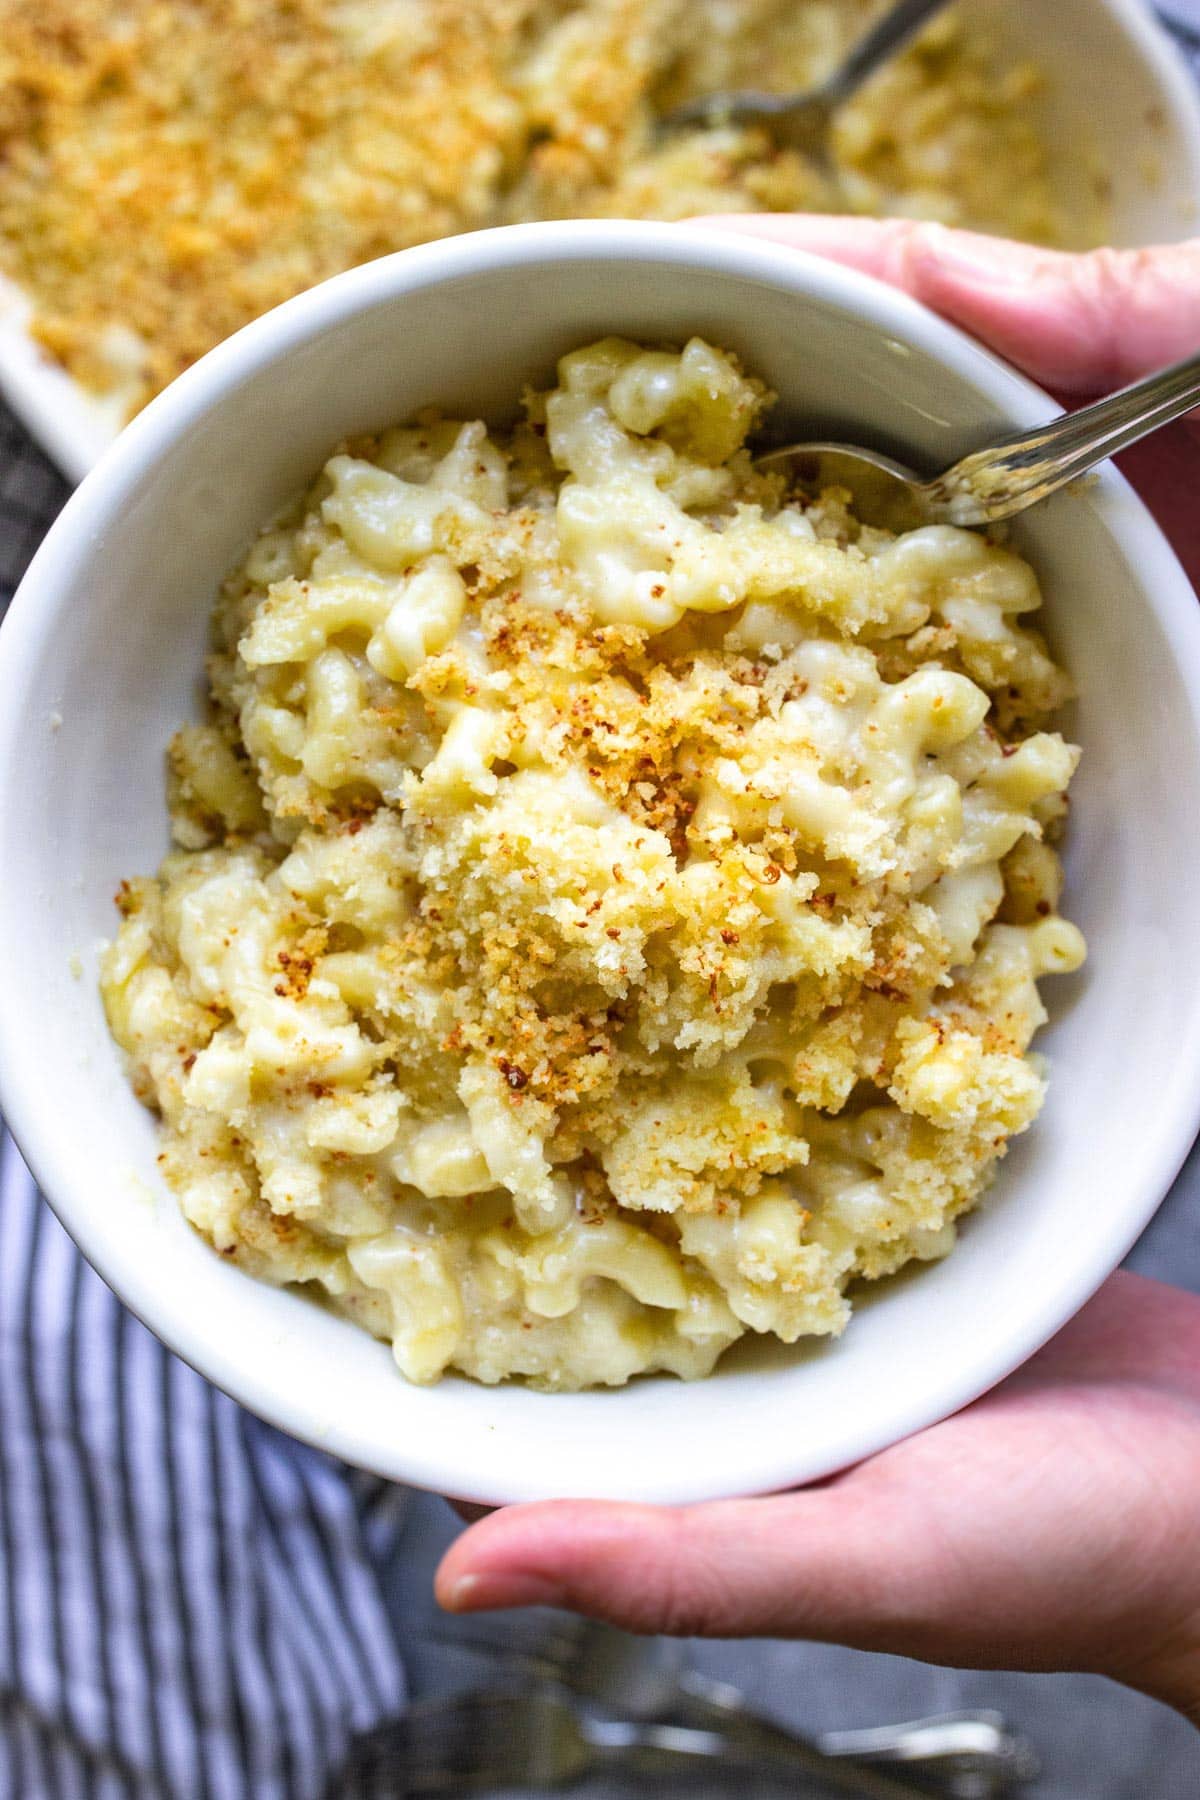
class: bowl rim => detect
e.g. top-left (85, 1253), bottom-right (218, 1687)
top-left (3, 219), bottom-right (1200, 1503)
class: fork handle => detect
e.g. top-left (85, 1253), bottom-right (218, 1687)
top-left (670, 1675), bottom-right (1029, 1795)
top-left (659, 0), bottom-right (953, 134)
top-left (584, 1718), bottom-right (933, 1797)
top-left (927, 349), bottom-right (1200, 524)
top-left (823, 0), bottom-right (956, 105)
top-left (608, 1687), bottom-right (950, 1799)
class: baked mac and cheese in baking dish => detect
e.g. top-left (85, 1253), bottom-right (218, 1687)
top-left (1, 0), bottom-right (1081, 415)
top-left (101, 337), bottom-right (1085, 1389)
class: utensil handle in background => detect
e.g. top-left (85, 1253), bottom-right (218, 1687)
top-left (658, 0), bottom-right (954, 133)
top-left (929, 349), bottom-right (1200, 524)
top-left (592, 1692), bottom-right (954, 1800)
top-left (582, 1713), bottom-right (935, 1800)
top-left (824, 0), bottom-right (956, 103)
top-left (679, 1681), bottom-right (1035, 1793)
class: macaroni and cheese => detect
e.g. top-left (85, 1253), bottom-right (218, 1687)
top-left (101, 337), bottom-right (1085, 1389)
top-left (1, 0), bottom-right (1085, 414)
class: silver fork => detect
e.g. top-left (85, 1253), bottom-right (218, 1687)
top-left (507, 1619), bottom-right (1039, 1796)
top-left (340, 1683), bottom-right (942, 1797)
top-left (756, 348), bottom-right (1200, 531)
top-left (657, 0), bottom-right (954, 150)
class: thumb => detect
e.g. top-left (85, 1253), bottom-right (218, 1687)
top-left (694, 216), bottom-right (1200, 394)
top-left (434, 1489), bottom-right (937, 1644)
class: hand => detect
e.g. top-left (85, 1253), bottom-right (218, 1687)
top-left (436, 221), bottom-right (1200, 1721)
top-left (685, 218), bottom-right (1200, 588)
top-left (438, 1273), bottom-right (1200, 1720)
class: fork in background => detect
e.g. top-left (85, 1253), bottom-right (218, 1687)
top-left (440, 1616), bottom-right (1039, 1796)
top-left (340, 1683), bottom-right (943, 1798)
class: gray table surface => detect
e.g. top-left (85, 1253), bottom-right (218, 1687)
top-left (6, 11), bottom-right (1200, 1788)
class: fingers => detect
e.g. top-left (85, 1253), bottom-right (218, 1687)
top-left (434, 1273), bottom-right (1200, 1680)
top-left (693, 216), bottom-right (1200, 393)
top-left (435, 1486), bottom-right (933, 1642)
top-left (1012, 1269), bottom-right (1200, 1399)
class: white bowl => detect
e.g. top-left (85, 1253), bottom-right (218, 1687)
top-left (973, 0), bottom-right (1200, 245)
top-left (1, 221), bottom-right (1199, 1505)
top-left (2, 0), bottom-right (1199, 484)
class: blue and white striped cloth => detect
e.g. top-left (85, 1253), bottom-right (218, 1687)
top-left (0, 1132), bottom-right (408, 1800)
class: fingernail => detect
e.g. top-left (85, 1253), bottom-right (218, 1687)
top-left (441, 1572), bottom-right (567, 1614)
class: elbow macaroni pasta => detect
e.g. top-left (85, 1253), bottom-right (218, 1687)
top-left (102, 337), bottom-right (1085, 1389)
